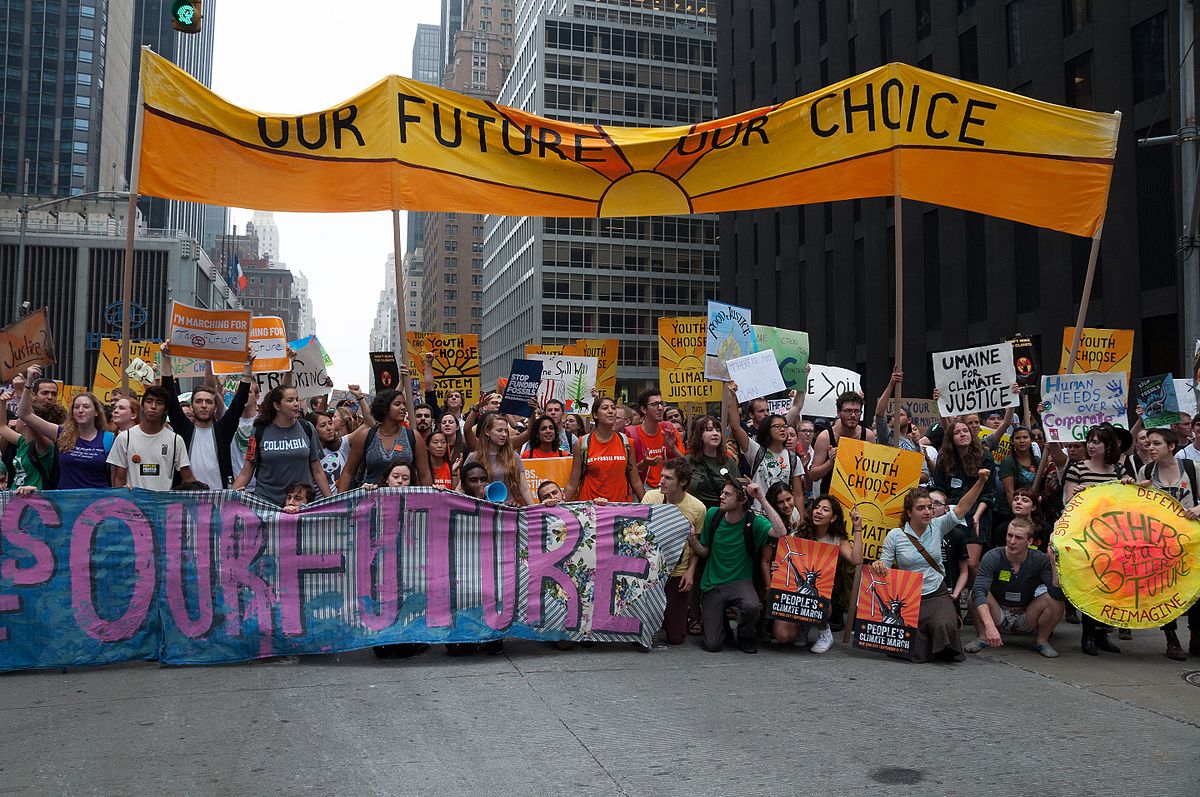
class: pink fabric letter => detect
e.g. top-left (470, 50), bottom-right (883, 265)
top-left (277, 511), bottom-right (344, 636)
top-left (164, 501), bottom-right (215, 639)
top-left (69, 497), bottom-right (156, 643)
top-left (525, 506), bottom-right (582, 629)
top-left (591, 505), bottom-right (651, 634)
top-left (355, 492), bottom-right (401, 631)
top-left (218, 501), bottom-right (273, 640)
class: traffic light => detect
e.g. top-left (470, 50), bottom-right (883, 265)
top-left (171, 1), bottom-right (201, 34)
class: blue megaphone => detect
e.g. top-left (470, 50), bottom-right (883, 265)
top-left (485, 480), bottom-right (508, 503)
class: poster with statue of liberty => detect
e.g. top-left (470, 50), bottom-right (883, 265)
top-left (704, 300), bottom-right (756, 381)
top-left (530, 354), bottom-right (598, 413)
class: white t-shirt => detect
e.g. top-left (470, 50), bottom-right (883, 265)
top-left (1177, 444), bottom-right (1200, 464)
top-left (107, 426), bottom-right (190, 491)
top-left (188, 425), bottom-right (221, 489)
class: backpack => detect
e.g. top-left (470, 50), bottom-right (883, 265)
top-left (351, 423), bottom-right (417, 487)
top-left (580, 431), bottom-right (632, 473)
top-left (702, 508), bottom-right (760, 564)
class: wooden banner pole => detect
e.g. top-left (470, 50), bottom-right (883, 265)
top-left (891, 195), bottom-right (905, 447)
top-left (119, 53), bottom-right (148, 392)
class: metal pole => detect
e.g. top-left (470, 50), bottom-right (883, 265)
top-left (891, 195), bottom-right (904, 447)
top-left (392, 209), bottom-right (408, 351)
top-left (1180, 0), bottom-right (1199, 357)
top-left (14, 204), bottom-right (28, 322)
top-left (120, 55), bottom-right (147, 392)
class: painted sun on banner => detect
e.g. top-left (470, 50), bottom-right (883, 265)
top-left (658, 317), bottom-right (720, 403)
top-left (829, 438), bottom-right (924, 560)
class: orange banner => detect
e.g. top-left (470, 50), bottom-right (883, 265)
top-left (167, 302), bottom-right (251, 362)
top-left (138, 52), bottom-right (1119, 237)
top-left (522, 457), bottom-right (574, 504)
top-left (212, 316), bottom-right (287, 374)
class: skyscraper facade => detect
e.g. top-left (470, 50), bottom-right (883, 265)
top-left (420, 0), bottom-right (512, 336)
top-left (128, 0), bottom-right (224, 254)
top-left (1, 0), bottom-right (134, 196)
top-left (481, 0), bottom-right (719, 392)
top-left (406, 22), bottom-right (444, 254)
top-left (717, 0), bottom-right (1189, 399)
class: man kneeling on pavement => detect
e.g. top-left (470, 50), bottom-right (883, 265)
top-left (965, 517), bottom-right (1065, 658)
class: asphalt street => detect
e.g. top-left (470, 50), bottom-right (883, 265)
top-left (2, 622), bottom-right (1198, 796)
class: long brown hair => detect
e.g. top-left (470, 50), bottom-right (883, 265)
top-left (58, 392), bottom-right (106, 452)
top-left (938, 420), bottom-right (984, 477)
top-left (475, 413), bottom-right (523, 501)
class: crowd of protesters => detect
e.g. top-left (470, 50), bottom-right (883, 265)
top-left (3, 339), bottom-right (1199, 665)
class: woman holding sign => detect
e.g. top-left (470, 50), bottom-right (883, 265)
top-left (873, 469), bottom-right (991, 663)
top-left (723, 382), bottom-right (804, 518)
top-left (17, 365), bottom-right (111, 489)
top-left (933, 420), bottom-right (995, 585)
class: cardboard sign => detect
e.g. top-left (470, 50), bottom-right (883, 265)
top-left (726, 349), bottom-right (786, 402)
top-left (804, 364), bottom-right (863, 418)
top-left (370, 351), bottom-right (400, 393)
top-left (522, 457), bottom-right (574, 504)
top-left (658, 316), bottom-right (720, 403)
top-left (1006, 333), bottom-right (1039, 394)
top-left (1052, 483), bottom-right (1200, 629)
top-left (979, 428), bottom-right (1011, 465)
top-left (573, 339), bottom-right (618, 397)
top-left (0, 308), bottom-right (56, 382)
top-left (829, 438), bottom-right (924, 560)
top-left (166, 302), bottom-right (251, 362)
top-left (766, 537), bottom-right (839, 626)
top-left (1134, 373), bottom-right (1181, 429)
top-left (212, 316), bottom-right (288, 375)
top-left (406, 331), bottom-right (481, 405)
top-left (752, 325), bottom-right (810, 392)
top-left (933, 343), bottom-right (1018, 417)
top-left (1039, 372), bottom-right (1128, 442)
top-left (852, 565), bottom-right (923, 659)
top-left (1175, 379), bottom-right (1198, 417)
top-left (767, 398), bottom-right (793, 417)
top-left (704, 300), bottom-right (755, 381)
top-left (525, 344), bottom-right (571, 357)
top-left (530, 354), bottom-right (597, 413)
top-left (91, 338), bottom-right (161, 404)
top-left (1059, 327), bottom-right (1134, 374)
top-left (500, 359), bottom-right (543, 416)
top-left (169, 355), bottom-right (210, 378)
top-left (886, 398), bottom-right (937, 433)
top-left (52, 382), bottom-right (88, 414)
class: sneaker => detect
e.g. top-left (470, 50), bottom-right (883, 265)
top-left (964, 639), bottom-right (990, 654)
top-left (737, 638), bottom-right (758, 654)
top-left (1033, 642), bottom-right (1059, 658)
top-left (1118, 628), bottom-right (1132, 641)
top-left (810, 626), bottom-right (834, 654)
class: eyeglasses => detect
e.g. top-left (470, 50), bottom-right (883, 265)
top-left (648, 401), bottom-right (665, 407)
top-left (770, 424), bottom-right (788, 430)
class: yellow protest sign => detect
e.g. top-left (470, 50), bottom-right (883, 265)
top-left (406, 332), bottom-right (481, 405)
top-left (525, 344), bottom-right (570, 357)
top-left (1059, 327), bottom-right (1134, 374)
top-left (53, 382), bottom-right (88, 413)
top-left (92, 338), bottom-right (161, 404)
top-left (829, 438), bottom-right (925, 560)
top-left (572, 339), bottom-right (618, 397)
top-left (658, 317), bottom-right (720, 404)
top-left (978, 428), bottom-right (1011, 465)
top-left (139, 51), bottom-right (1118, 237)
top-left (521, 457), bottom-right (574, 504)
top-left (1052, 482), bottom-right (1200, 629)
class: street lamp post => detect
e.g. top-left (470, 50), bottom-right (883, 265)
top-left (13, 190), bottom-right (130, 322)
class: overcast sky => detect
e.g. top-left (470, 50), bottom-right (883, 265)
top-left (211, 1), bottom-right (440, 388)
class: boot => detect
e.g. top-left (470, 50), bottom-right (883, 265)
top-left (1065, 605), bottom-right (1080, 624)
top-left (1093, 631), bottom-right (1121, 654)
top-left (1165, 630), bottom-right (1187, 661)
top-left (1081, 633), bottom-right (1097, 656)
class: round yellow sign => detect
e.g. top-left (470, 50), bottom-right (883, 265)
top-left (1051, 482), bottom-right (1200, 629)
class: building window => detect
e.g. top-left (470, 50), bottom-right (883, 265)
top-left (818, 0), bottom-right (828, 45)
top-left (473, 40), bottom-right (486, 52)
top-left (1063, 0), bottom-right (1090, 34)
top-left (959, 28), bottom-right (978, 81)
top-left (479, 20), bottom-right (491, 31)
top-left (1065, 51), bottom-right (1093, 109)
top-left (446, 240), bottom-right (458, 252)
top-left (472, 69), bottom-right (487, 84)
top-left (1006, 1), bottom-right (1027, 67)
top-left (917, 0), bottom-right (932, 40)
top-left (444, 273), bottom-right (457, 284)
top-left (445, 224), bottom-right (458, 236)
top-left (879, 11), bottom-right (893, 62)
top-left (1132, 13), bottom-right (1168, 103)
top-left (444, 290), bottom-right (457, 301)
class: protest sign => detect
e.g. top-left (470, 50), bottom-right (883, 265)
top-left (522, 458), bottom-right (574, 504)
top-left (525, 344), bottom-right (570, 357)
top-left (933, 343), bottom-right (1018, 416)
top-left (500, 359), bottom-right (543, 416)
top-left (0, 308), bottom-right (56, 382)
top-left (1006, 333), bottom-right (1039, 394)
top-left (1040, 372), bottom-right (1128, 442)
top-left (1059, 327), bottom-right (1134, 374)
top-left (166, 302), bottom-right (250, 362)
top-left (752, 325), bottom-right (810, 392)
top-left (851, 566), bottom-right (922, 659)
top-left (767, 398), bottom-right (792, 417)
top-left (52, 383), bottom-right (88, 414)
top-left (211, 316), bottom-right (288, 375)
top-left (1176, 379), bottom-right (1199, 417)
top-left (92, 338), bottom-right (161, 404)
top-left (658, 317), bottom-right (720, 403)
top-left (1134, 374), bottom-right (1181, 429)
top-left (406, 332), bottom-right (481, 405)
top-left (804, 364), bottom-right (863, 418)
top-left (726, 349), bottom-right (786, 402)
top-left (704, 300), bottom-right (755, 381)
top-left (886, 398), bottom-right (937, 434)
top-left (288, 336), bottom-right (333, 400)
top-left (0, 488), bottom-right (690, 670)
top-left (829, 438), bottom-right (924, 560)
top-left (530, 354), bottom-right (598, 413)
top-left (169, 355), bottom-right (210, 378)
top-left (979, 429), bottom-right (1011, 465)
top-left (1052, 483), bottom-right (1200, 629)
top-left (573, 339), bottom-right (618, 397)
top-left (766, 537), bottom-right (839, 626)
top-left (370, 351), bottom-right (400, 393)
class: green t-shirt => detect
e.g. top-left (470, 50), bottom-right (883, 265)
top-left (12, 436), bottom-right (54, 490)
top-left (699, 506), bottom-right (772, 591)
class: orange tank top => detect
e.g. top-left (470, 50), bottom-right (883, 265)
top-left (432, 460), bottom-right (452, 490)
top-left (578, 432), bottom-right (631, 502)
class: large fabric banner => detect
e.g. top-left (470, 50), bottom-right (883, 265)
top-left (137, 52), bottom-right (1118, 236)
top-left (0, 488), bottom-right (688, 671)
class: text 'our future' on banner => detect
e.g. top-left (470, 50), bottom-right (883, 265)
top-left (138, 52), bottom-right (1118, 236)
top-left (0, 489), bottom-right (690, 671)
